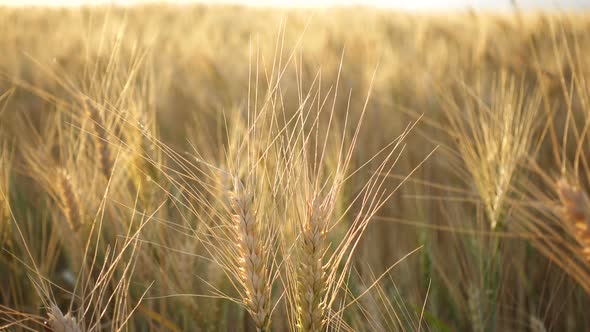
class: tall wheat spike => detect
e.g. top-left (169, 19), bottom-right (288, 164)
top-left (83, 97), bottom-right (113, 179)
top-left (297, 197), bottom-right (328, 332)
top-left (56, 168), bottom-right (82, 231)
top-left (230, 178), bottom-right (271, 331)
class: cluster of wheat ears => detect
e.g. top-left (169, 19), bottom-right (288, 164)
top-left (3, 4), bottom-right (590, 332)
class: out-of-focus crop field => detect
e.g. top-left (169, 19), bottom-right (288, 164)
top-left (1, 5), bottom-right (590, 331)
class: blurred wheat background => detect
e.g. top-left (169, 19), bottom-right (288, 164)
top-left (1, 4), bottom-right (590, 331)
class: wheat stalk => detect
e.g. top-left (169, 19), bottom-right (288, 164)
top-left (467, 285), bottom-right (484, 332)
top-left (297, 197), bottom-right (328, 332)
top-left (556, 179), bottom-right (590, 260)
top-left (230, 178), bottom-right (271, 331)
top-left (0, 191), bottom-right (7, 242)
top-left (530, 315), bottom-right (548, 332)
top-left (0, 145), bottom-right (9, 242)
top-left (83, 97), bottom-right (113, 179)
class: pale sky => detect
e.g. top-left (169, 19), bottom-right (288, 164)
top-left (0, 0), bottom-right (588, 11)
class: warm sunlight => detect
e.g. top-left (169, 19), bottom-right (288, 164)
top-left (1, 0), bottom-right (588, 10)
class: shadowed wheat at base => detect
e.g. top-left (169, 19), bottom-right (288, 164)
top-left (557, 179), bottom-right (590, 260)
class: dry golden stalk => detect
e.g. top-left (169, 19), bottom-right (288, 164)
top-left (84, 98), bottom-right (113, 179)
top-left (0, 189), bottom-right (6, 220)
top-left (45, 304), bottom-right (81, 332)
top-left (557, 179), bottom-right (590, 260)
top-left (56, 168), bottom-right (82, 231)
top-left (0, 192), bottom-right (7, 242)
top-left (136, 114), bottom-right (159, 182)
top-left (0, 143), bottom-right (10, 242)
top-left (230, 179), bottom-right (271, 331)
top-left (297, 198), bottom-right (327, 332)
top-left (0, 174), bottom-right (8, 243)
top-left (0, 201), bottom-right (8, 244)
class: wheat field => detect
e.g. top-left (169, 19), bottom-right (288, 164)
top-left (1, 4), bottom-right (590, 331)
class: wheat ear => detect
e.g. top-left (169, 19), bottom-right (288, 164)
top-left (297, 198), bottom-right (327, 332)
top-left (557, 179), bottom-right (590, 260)
top-left (46, 304), bottom-right (81, 332)
top-left (56, 168), bottom-right (82, 231)
top-left (230, 178), bottom-right (271, 331)
top-left (84, 98), bottom-right (113, 179)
